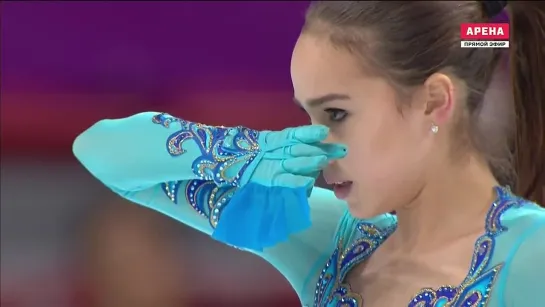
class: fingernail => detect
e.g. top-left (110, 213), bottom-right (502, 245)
top-left (330, 144), bottom-right (348, 157)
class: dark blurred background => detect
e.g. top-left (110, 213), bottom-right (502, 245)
top-left (1, 1), bottom-right (312, 306)
top-left (0, 2), bottom-right (511, 307)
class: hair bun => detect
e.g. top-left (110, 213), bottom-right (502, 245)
top-left (481, 1), bottom-right (508, 18)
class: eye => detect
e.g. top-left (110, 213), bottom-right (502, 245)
top-left (325, 108), bottom-right (348, 122)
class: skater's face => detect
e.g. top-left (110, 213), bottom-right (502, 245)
top-left (291, 34), bottom-right (452, 218)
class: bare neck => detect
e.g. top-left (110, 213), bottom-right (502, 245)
top-left (390, 154), bottom-right (499, 252)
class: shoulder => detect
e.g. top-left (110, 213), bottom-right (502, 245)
top-left (501, 198), bottom-right (545, 236)
top-left (500, 201), bottom-right (545, 305)
top-left (501, 198), bottom-right (545, 269)
top-left (507, 202), bottom-right (545, 260)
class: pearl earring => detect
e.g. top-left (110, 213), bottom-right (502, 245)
top-left (431, 123), bottom-right (439, 134)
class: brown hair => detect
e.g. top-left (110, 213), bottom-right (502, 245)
top-left (304, 1), bottom-right (545, 204)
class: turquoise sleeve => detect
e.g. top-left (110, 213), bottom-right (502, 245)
top-left (109, 181), bottom-right (224, 235)
top-left (72, 112), bottom-right (259, 191)
top-left (73, 112), bottom-right (205, 190)
top-left (110, 182), bottom-right (346, 304)
top-left (501, 217), bottom-right (545, 306)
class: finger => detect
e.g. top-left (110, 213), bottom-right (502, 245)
top-left (316, 143), bottom-right (348, 159)
top-left (265, 125), bottom-right (329, 147)
top-left (282, 156), bottom-right (329, 174)
top-left (288, 143), bottom-right (348, 159)
top-left (291, 125), bottom-right (330, 143)
top-left (287, 143), bottom-right (328, 157)
top-left (272, 173), bottom-right (315, 189)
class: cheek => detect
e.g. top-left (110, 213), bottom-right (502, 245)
top-left (343, 111), bottom-right (424, 182)
top-left (341, 113), bottom-right (428, 215)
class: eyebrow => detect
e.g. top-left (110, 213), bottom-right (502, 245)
top-left (293, 93), bottom-right (351, 108)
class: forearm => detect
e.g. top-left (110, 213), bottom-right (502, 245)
top-left (110, 179), bottom-right (235, 235)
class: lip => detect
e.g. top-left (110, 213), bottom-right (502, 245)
top-left (333, 181), bottom-right (353, 200)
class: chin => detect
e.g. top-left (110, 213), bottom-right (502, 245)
top-left (346, 201), bottom-right (376, 219)
top-left (346, 197), bottom-right (389, 220)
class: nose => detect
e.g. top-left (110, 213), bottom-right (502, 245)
top-left (323, 130), bottom-right (337, 144)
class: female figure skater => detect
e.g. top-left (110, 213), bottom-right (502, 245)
top-left (73, 1), bottom-right (545, 306)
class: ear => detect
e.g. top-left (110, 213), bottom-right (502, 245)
top-left (422, 73), bottom-right (456, 125)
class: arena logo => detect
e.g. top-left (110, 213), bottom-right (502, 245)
top-left (459, 23), bottom-right (510, 49)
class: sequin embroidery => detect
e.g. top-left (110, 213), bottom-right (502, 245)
top-left (313, 223), bottom-right (396, 307)
top-left (161, 179), bottom-right (236, 229)
top-left (314, 187), bottom-right (528, 307)
top-left (152, 113), bottom-right (260, 187)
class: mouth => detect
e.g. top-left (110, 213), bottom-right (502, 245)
top-left (332, 181), bottom-right (353, 200)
